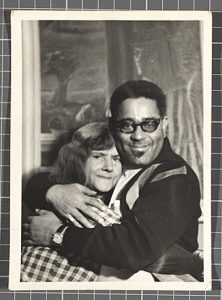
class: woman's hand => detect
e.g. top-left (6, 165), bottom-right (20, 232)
top-left (46, 183), bottom-right (108, 228)
top-left (22, 210), bottom-right (63, 246)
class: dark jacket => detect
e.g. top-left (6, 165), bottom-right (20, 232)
top-left (27, 138), bottom-right (200, 272)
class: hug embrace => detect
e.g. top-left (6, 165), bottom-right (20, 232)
top-left (22, 80), bottom-right (203, 282)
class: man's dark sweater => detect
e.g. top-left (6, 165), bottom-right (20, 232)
top-left (23, 139), bottom-right (201, 273)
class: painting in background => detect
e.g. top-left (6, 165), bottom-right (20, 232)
top-left (40, 20), bottom-right (202, 198)
top-left (40, 21), bottom-right (108, 165)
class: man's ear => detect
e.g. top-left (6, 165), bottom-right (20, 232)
top-left (162, 116), bottom-right (168, 137)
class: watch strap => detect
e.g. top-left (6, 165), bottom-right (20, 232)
top-left (56, 224), bottom-right (68, 234)
top-left (51, 224), bottom-right (69, 247)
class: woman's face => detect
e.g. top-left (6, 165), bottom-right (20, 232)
top-left (85, 146), bottom-right (122, 193)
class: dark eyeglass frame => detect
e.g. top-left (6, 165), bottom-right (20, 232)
top-left (115, 118), bottom-right (161, 134)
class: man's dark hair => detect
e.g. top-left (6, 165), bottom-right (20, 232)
top-left (110, 80), bottom-right (166, 120)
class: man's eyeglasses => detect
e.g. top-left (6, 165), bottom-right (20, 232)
top-left (115, 119), bottom-right (161, 134)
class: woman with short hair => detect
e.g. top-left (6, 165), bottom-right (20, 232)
top-left (21, 122), bottom-right (122, 282)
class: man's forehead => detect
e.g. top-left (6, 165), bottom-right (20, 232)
top-left (116, 97), bottom-right (160, 118)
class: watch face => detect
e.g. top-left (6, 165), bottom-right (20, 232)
top-left (52, 233), bottom-right (63, 245)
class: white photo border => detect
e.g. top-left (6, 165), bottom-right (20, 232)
top-left (9, 10), bottom-right (212, 291)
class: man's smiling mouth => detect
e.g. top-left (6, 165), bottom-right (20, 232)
top-left (130, 144), bottom-right (149, 151)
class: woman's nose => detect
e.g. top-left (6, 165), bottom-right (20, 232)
top-left (102, 158), bottom-right (114, 172)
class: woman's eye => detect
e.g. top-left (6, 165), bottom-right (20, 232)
top-left (92, 155), bottom-right (104, 160)
top-left (113, 157), bottom-right (121, 162)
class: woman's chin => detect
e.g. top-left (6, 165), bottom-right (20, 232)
top-left (95, 185), bottom-right (113, 194)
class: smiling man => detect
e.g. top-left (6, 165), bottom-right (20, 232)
top-left (112, 98), bottom-right (167, 168)
top-left (23, 80), bottom-right (202, 280)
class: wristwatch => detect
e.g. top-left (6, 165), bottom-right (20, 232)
top-left (51, 224), bottom-right (68, 247)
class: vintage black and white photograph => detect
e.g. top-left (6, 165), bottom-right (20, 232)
top-left (9, 11), bottom-right (212, 290)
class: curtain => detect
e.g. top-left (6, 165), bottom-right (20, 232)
top-left (106, 21), bottom-right (203, 196)
top-left (22, 21), bottom-right (41, 187)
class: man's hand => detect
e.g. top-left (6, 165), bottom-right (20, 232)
top-left (46, 183), bottom-right (108, 228)
top-left (22, 210), bottom-right (63, 246)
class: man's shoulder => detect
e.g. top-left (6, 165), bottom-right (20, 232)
top-left (136, 156), bottom-right (200, 191)
top-left (155, 138), bottom-right (198, 179)
top-left (137, 160), bottom-right (186, 187)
